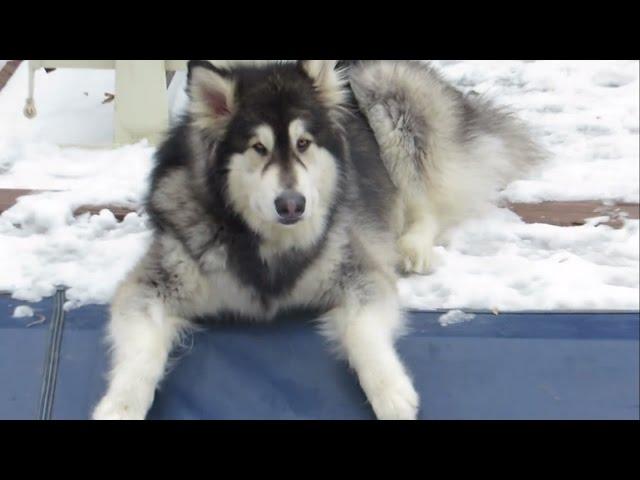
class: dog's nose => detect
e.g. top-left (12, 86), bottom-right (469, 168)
top-left (275, 191), bottom-right (306, 224)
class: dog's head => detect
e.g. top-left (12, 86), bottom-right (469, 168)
top-left (186, 60), bottom-right (348, 249)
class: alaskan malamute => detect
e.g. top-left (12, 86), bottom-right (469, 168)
top-left (92, 60), bottom-right (545, 420)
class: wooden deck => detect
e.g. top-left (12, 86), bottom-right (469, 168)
top-left (506, 201), bottom-right (639, 228)
top-left (1, 188), bottom-right (638, 228)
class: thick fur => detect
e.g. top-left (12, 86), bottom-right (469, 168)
top-left (93, 60), bottom-right (543, 420)
top-left (349, 60), bottom-right (547, 272)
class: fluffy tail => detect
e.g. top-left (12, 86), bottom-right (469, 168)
top-left (347, 60), bottom-right (548, 225)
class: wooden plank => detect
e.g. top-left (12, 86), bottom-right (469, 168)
top-left (0, 60), bottom-right (22, 92)
top-left (0, 189), bottom-right (135, 221)
top-left (73, 204), bottom-right (137, 220)
top-left (0, 189), bottom-right (638, 227)
top-left (508, 201), bottom-right (639, 229)
top-left (0, 189), bottom-right (35, 212)
top-left (36, 60), bottom-right (117, 70)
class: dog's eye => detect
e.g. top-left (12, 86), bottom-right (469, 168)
top-left (296, 138), bottom-right (311, 153)
top-left (252, 143), bottom-right (268, 156)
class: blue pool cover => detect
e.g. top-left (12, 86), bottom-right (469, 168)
top-left (1, 289), bottom-right (638, 420)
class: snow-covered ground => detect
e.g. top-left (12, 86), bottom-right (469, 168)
top-left (0, 60), bottom-right (638, 311)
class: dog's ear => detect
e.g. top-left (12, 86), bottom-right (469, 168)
top-left (187, 60), bottom-right (236, 131)
top-left (297, 60), bottom-right (346, 108)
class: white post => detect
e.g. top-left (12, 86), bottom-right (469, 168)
top-left (114, 60), bottom-right (169, 146)
top-left (23, 60), bottom-right (41, 118)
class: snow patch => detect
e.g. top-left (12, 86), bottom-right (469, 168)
top-left (433, 60), bottom-right (639, 204)
top-left (13, 305), bottom-right (34, 318)
top-left (438, 310), bottom-right (476, 326)
top-left (399, 208), bottom-right (639, 311)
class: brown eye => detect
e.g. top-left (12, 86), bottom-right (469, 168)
top-left (297, 138), bottom-right (311, 152)
top-left (253, 143), bottom-right (268, 156)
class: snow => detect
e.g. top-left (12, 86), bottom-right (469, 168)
top-left (432, 60), bottom-right (639, 204)
top-left (12, 305), bottom-right (34, 318)
top-left (0, 60), bottom-right (638, 311)
top-left (0, 209), bottom-right (151, 308)
top-left (399, 208), bottom-right (639, 311)
top-left (438, 310), bottom-right (476, 327)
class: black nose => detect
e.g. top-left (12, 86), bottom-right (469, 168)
top-left (274, 191), bottom-right (306, 224)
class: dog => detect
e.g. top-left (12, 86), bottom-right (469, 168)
top-left (92, 60), bottom-right (545, 420)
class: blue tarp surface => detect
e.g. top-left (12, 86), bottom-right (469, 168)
top-left (1, 290), bottom-right (638, 420)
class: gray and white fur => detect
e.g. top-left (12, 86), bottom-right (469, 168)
top-left (92, 60), bottom-right (544, 420)
top-left (348, 60), bottom-right (546, 272)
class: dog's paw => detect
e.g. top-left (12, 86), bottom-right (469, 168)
top-left (398, 233), bottom-right (432, 275)
top-left (366, 372), bottom-right (420, 420)
top-left (92, 394), bottom-right (147, 420)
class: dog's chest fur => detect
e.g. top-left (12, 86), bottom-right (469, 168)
top-left (222, 229), bottom-right (328, 304)
top-left (172, 218), bottom-right (347, 319)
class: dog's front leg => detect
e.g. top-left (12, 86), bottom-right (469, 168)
top-left (92, 280), bottom-right (189, 420)
top-left (324, 292), bottom-right (419, 420)
top-left (397, 196), bottom-right (439, 275)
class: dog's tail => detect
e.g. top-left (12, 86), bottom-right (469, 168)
top-left (348, 60), bottom-right (548, 218)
